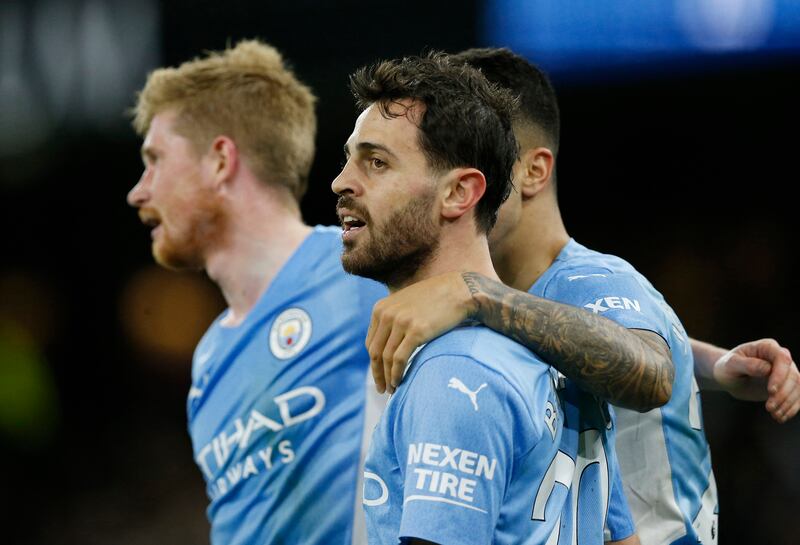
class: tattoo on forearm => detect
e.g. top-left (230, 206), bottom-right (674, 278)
top-left (460, 272), bottom-right (674, 411)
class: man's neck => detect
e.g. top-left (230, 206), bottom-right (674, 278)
top-left (389, 226), bottom-right (500, 293)
top-left (491, 195), bottom-right (570, 293)
top-left (205, 199), bottom-right (312, 327)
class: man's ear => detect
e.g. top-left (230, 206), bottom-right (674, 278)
top-left (205, 135), bottom-right (239, 191)
top-left (440, 167), bottom-right (486, 221)
top-left (517, 146), bottom-right (554, 199)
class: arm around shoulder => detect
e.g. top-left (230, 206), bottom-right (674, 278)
top-left (467, 273), bottom-right (673, 411)
top-left (364, 270), bottom-right (674, 411)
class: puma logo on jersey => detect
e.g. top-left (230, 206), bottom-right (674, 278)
top-left (448, 377), bottom-right (488, 411)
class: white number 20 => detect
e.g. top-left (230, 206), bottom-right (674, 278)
top-left (532, 429), bottom-right (608, 545)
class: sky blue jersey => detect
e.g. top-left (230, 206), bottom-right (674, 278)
top-left (531, 239), bottom-right (717, 545)
top-left (187, 226), bottom-right (388, 545)
top-left (363, 326), bottom-right (579, 545)
top-left (549, 371), bottom-right (635, 544)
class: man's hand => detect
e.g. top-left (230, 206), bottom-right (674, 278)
top-left (366, 271), bottom-right (477, 394)
top-left (713, 338), bottom-right (799, 423)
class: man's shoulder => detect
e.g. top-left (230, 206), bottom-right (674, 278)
top-left (390, 326), bottom-right (556, 448)
top-left (540, 240), bottom-right (662, 302)
top-left (553, 240), bottom-right (643, 278)
top-left (419, 325), bottom-right (534, 362)
top-left (290, 225), bottom-right (342, 273)
top-left (410, 326), bottom-right (552, 396)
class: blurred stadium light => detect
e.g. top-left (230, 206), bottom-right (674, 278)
top-left (0, 0), bottom-right (161, 160)
top-left (120, 266), bottom-right (223, 369)
top-left (0, 273), bottom-right (59, 447)
top-left (481, 0), bottom-right (800, 77)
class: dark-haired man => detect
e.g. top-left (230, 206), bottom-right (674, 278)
top-left (363, 47), bottom-right (799, 545)
top-left (334, 53), bottom-right (633, 545)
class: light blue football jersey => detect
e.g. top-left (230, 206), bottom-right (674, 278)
top-left (531, 239), bottom-right (717, 545)
top-left (550, 372), bottom-right (635, 544)
top-left (363, 326), bottom-right (577, 545)
top-left (187, 226), bottom-right (388, 545)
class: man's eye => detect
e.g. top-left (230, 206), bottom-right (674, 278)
top-left (371, 158), bottom-right (386, 169)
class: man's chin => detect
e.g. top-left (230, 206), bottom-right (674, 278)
top-left (341, 251), bottom-right (418, 289)
top-left (341, 248), bottom-right (380, 279)
top-left (340, 251), bottom-right (367, 277)
top-left (153, 245), bottom-right (203, 272)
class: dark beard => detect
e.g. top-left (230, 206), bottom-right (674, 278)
top-left (341, 192), bottom-right (439, 289)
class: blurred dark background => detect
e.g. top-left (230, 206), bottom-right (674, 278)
top-left (1, 1), bottom-right (797, 543)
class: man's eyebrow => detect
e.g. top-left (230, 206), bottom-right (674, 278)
top-left (353, 142), bottom-right (396, 158)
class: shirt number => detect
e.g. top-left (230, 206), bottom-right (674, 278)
top-left (532, 429), bottom-right (609, 545)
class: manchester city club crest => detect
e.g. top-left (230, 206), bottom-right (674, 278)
top-left (269, 308), bottom-right (312, 359)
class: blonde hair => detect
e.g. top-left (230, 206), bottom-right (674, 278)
top-left (133, 40), bottom-right (317, 200)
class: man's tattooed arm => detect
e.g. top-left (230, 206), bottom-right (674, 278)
top-left (462, 272), bottom-right (674, 411)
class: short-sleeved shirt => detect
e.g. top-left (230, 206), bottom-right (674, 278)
top-left (363, 326), bottom-right (567, 545)
top-left (531, 239), bottom-right (717, 545)
top-left (187, 226), bottom-right (388, 545)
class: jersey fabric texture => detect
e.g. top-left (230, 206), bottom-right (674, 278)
top-left (363, 325), bottom-right (573, 545)
top-left (531, 239), bottom-right (717, 545)
top-left (187, 226), bottom-right (387, 545)
top-left (552, 371), bottom-right (636, 543)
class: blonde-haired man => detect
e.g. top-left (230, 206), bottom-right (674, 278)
top-left (128, 40), bottom-right (386, 545)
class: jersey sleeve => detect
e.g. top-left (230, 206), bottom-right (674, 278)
top-left (391, 355), bottom-right (537, 545)
top-left (544, 267), bottom-right (670, 344)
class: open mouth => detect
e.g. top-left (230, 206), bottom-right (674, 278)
top-left (139, 212), bottom-right (162, 238)
top-left (342, 215), bottom-right (365, 231)
top-left (338, 210), bottom-right (367, 240)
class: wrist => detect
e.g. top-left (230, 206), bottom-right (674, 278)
top-left (692, 339), bottom-right (725, 383)
top-left (460, 271), bottom-right (489, 320)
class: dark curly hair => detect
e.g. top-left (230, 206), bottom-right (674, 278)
top-left (450, 47), bottom-right (560, 156)
top-left (349, 52), bottom-right (519, 233)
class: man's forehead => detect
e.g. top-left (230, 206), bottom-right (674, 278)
top-left (346, 101), bottom-right (422, 154)
top-left (143, 109), bottom-right (189, 151)
top-left (147, 109), bottom-right (179, 137)
top-left (349, 107), bottom-right (373, 137)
